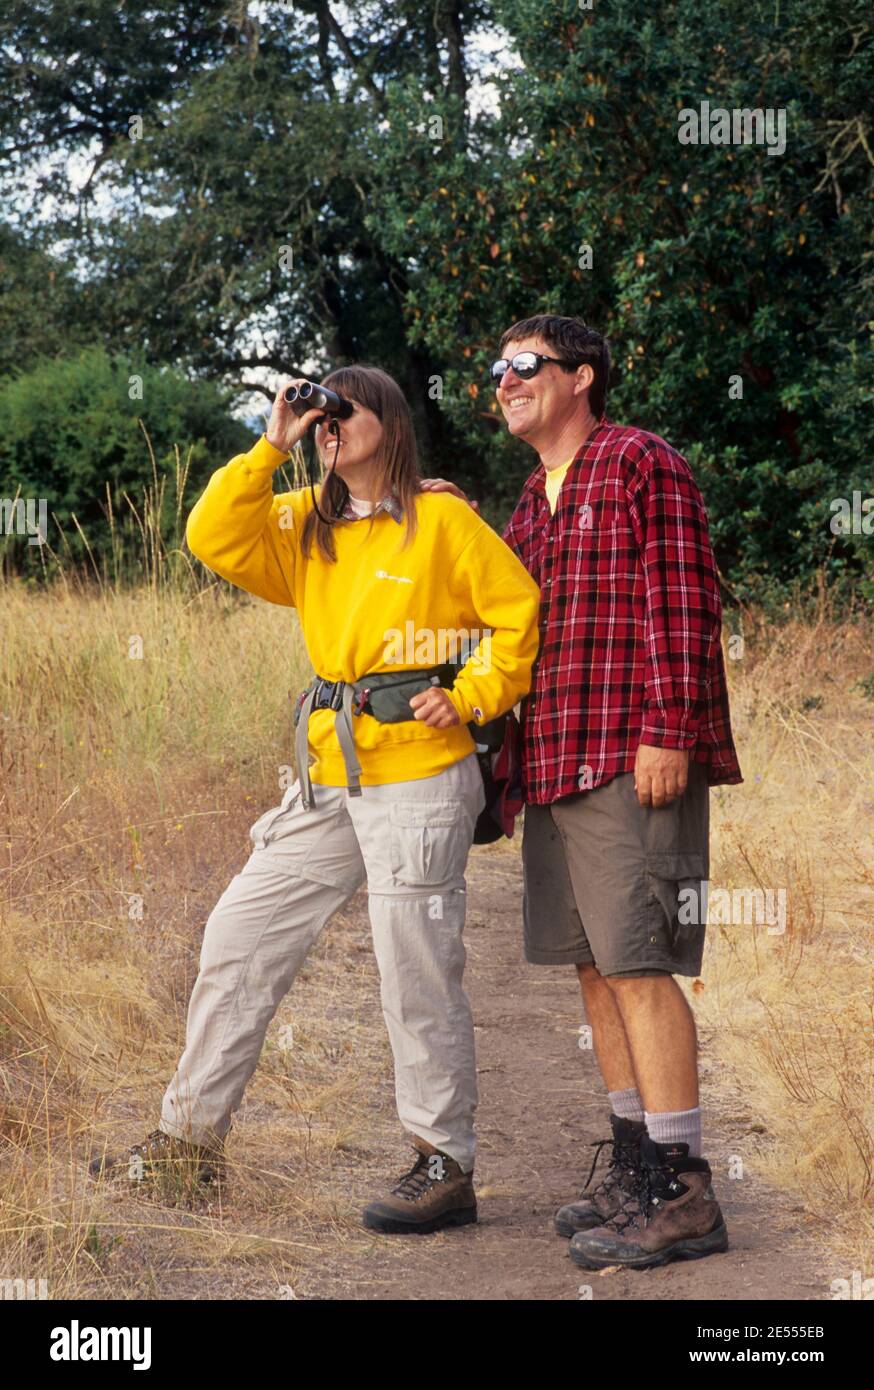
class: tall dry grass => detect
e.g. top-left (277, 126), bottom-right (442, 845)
top-left (0, 577), bottom-right (323, 1295)
top-left (697, 609), bottom-right (874, 1273)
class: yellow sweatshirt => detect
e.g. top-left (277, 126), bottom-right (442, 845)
top-left (185, 434), bottom-right (542, 787)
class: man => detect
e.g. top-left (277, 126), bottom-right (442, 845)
top-left (422, 314), bottom-right (742, 1269)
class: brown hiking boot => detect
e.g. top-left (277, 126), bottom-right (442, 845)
top-left (554, 1115), bottom-right (646, 1236)
top-left (569, 1135), bottom-right (728, 1269)
top-left (88, 1128), bottom-right (224, 1194)
top-left (362, 1134), bottom-right (477, 1235)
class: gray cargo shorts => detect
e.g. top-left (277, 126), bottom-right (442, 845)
top-left (521, 761), bottom-right (710, 978)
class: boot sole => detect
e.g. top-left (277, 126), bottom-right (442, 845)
top-left (569, 1219), bottom-right (729, 1270)
top-left (362, 1205), bottom-right (478, 1236)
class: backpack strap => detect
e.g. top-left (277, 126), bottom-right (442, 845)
top-left (294, 682), bottom-right (320, 810)
top-left (333, 682), bottom-right (363, 801)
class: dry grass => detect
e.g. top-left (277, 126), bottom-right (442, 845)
top-left (1, 557), bottom-right (872, 1294)
top-left (0, 575), bottom-right (361, 1298)
top-left (696, 612), bottom-right (874, 1270)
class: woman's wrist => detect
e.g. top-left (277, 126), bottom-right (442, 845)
top-left (264, 431), bottom-right (289, 455)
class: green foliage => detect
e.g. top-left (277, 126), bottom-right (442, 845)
top-left (0, 0), bottom-right (871, 600)
top-left (0, 225), bottom-right (95, 376)
top-left (0, 346), bottom-right (252, 572)
top-left (369, 0), bottom-right (874, 601)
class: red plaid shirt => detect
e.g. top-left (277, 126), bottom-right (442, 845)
top-left (502, 419), bottom-right (743, 805)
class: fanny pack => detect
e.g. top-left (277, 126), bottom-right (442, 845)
top-left (292, 663), bottom-right (523, 843)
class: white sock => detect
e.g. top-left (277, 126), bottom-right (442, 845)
top-left (608, 1087), bottom-right (645, 1122)
top-left (645, 1106), bottom-right (702, 1157)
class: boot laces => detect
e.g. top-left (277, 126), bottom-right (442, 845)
top-left (391, 1152), bottom-right (445, 1203)
top-left (602, 1158), bottom-right (678, 1234)
top-left (133, 1129), bottom-right (172, 1159)
top-left (133, 1130), bottom-right (214, 1166)
top-left (581, 1135), bottom-right (640, 1201)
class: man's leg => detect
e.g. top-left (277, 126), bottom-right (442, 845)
top-left (545, 962), bottom-right (650, 1238)
top-left (604, 972), bottom-right (700, 1152)
top-left (551, 767), bottom-right (727, 1267)
top-left (523, 792), bottom-right (650, 1112)
top-left (576, 961), bottom-right (639, 1098)
top-left (521, 804), bottom-right (647, 1234)
top-left (551, 764), bottom-right (710, 1122)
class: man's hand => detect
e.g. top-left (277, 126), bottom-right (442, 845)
top-left (634, 744), bottom-right (690, 808)
top-left (409, 686), bottom-right (462, 728)
top-left (419, 478), bottom-right (481, 516)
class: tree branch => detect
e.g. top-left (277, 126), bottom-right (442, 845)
top-left (323, 6), bottom-right (383, 108)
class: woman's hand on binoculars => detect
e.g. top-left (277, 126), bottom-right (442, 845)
top-left (265, 377), bottom-right (323, 453)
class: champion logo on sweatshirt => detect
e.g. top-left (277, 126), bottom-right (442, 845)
top-left (375, 569), bottom-right (413, 584)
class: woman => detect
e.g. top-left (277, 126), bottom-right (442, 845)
top-left (91, 365), bottom-right (540, 1234)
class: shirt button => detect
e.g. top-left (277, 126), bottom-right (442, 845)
top-left (650, 935), bottom-right (658, 944)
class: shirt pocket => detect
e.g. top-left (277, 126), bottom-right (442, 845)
top-left (388, 799), bottom-right (470, 887)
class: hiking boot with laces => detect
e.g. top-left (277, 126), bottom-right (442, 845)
top-left (88, 1128), bottom-right (224, 1192)
top-left (555, 1115), bottom-right (646, 1237)
top-left (362, 1134), bottom-right (477, 1235)
top-left (569, 1134), bottom-right (729, 1269)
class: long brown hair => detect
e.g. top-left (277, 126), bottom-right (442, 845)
top-left (299, 364), bottom-right (422, 563)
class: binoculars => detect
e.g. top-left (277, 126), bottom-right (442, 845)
top-left (283, 381), bottom-right (353, 419)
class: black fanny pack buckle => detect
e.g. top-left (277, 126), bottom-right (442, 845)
top-left (313, 677), bottom-right (345, 712)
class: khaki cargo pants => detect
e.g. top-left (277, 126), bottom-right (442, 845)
top-left (161, 752), bottom-right (486, 1171)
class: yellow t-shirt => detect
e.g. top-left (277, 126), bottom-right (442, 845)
top-left (544, 458), bottom-right (574, 515)
top-left (186, 435), bottom-right (542, 787)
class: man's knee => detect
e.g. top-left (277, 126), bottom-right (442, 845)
top-left (603, 969), bottom-right (674, 994)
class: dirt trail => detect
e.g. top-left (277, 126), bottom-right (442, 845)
top-left (291, 839), bottom-right (823, 1302)
top-left (89, 833), bottom-right (825, 1302)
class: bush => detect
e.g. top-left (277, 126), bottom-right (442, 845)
top-left (0, 345), bottom-right (254, 579)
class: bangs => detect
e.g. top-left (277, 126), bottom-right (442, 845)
top-left (321, 365), bottom-right (405, 421)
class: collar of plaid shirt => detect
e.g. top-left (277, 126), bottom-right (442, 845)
top-left (338, 491), bottom-right (403, 523)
